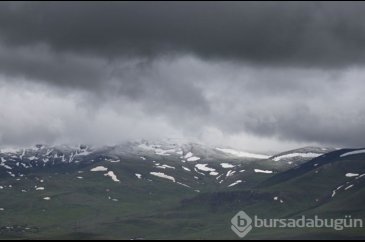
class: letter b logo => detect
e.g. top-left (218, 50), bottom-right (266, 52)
top-left (231, 211), bottom-right (253, 238)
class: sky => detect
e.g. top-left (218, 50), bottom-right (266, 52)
top-left (1, 2), bottom-right (365, 152)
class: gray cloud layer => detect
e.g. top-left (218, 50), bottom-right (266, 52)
top-left (1, 2), bottom-right (365, 66)
top-left (0, 2), bottom-right (364, 150)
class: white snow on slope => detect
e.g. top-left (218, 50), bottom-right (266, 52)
top-left (135, 174), bottom-right (142, 179)
top-left (356, 174), bottom-right (365, 179)
top-left (254, 169), bottom-right (273, 174)
top-left (272, 153), bottom-right (322, 161)
top-left (156, 164), bottom-right (175, 169)
top-left (90, 166), bottom-right (108, 172)
top-left (182, 166), bottom-right (191, 172)
top-left (228, 180), bottom-right (242, 187)
top-left (216, 148), bottom-right (269, 159)
top-left (184, 152), bottom-right (193, 159)
top-left (155, 149), bottom-right (174, 156)
top-left (220, 163), bottom-right (235, 169)
top-left (345, 185), bottom-right (354, 190)
top-left (183, 152), bottom-right (200, 161)
top-left (195, 164), bottom-right (216, 172)
top-left (76, 150), bottom-right (92, 156)
top-left (0, 163), bottom-right (12, 170)
top-left (187, 156), bottom-right (201, 162)
top-left (138, 143), bottom-right (174, 156)
top-left (331, 185), bottom-right (344, 198)
top-left (104, 171), bottom-right (120, 182)
top-left (194, 168), bottom-right (205, 176)
top-left (150, 172), bottom-right (175, 182)
top-left (216, 174), bottom-right (223, 180)
top-left (226, 170), bottom-right (236, 177)
top-left (7, 171), bottom-right (15, 177)
top-left (346, 173), bottom-right (359, 177)
top-left (177, 182), bottom-right (191, 188)
top-left (340, 149), bottom-right (365, 157)
top-left (331, 190), bottom-right (336, 198)
top-left (0, 147), bottom-right (19, 153)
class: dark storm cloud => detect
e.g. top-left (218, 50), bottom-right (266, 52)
top-left (0, 43), bottom-right (211, 118)
top-left (1, 2), bottom-right (365, 66)
top-left (0, 2), bottom-right (365, 150)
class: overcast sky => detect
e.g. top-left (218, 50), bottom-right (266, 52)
top-left (1, 2), bottom-right (365, 152)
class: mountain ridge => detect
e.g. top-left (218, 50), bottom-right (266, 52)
top-left (0, 141), bottom-right (364, 239)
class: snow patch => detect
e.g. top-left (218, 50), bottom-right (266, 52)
top-left (138, 143), bottom-right (174, 156)
top-left (76, 150), bottom-right (92, 156)
top-left (220, 163), bottom-right (235, 169)
top-left (194, 168), bottom-right (205, 176)
top-left (346, 173), bottom-right (359, 178)
top-left (177, 182), bottom-right (191, 188)
top-left (341, 149), bottom-right (365, 157)
top-left (184, 152), bottom-right (193, 159)
top-left (226, 170), bottom-right (236, 177)
top-left (254, 169), bottom-right (273, 174)
top-left (156, 164), bottom-right (175, 169)
top-left (187, 156), bottom-right (201, 162)
top-left (216, 174), bottom-right (223, 180)
top-left (0, 147), bottom-right (19, 153)
top-left (272, 153), bottom-right (322, 161)
top-left (345, 185), bottom-right (354, 190)
top-left (182, 166), bottom-right (191, 172)
top-left (150, 172), bottom-right (175, 182)
top-left (228, 180), bottom-right (242, 187)
top-left (104, 171), bottom-right (120, 182)
top-left (0, 163), bottom-right (12, 170)
top-left (28, 156), bottom-right (37, 161)
top-left (195, 164), bottom-right (216, 172)
top-left (216, 148), bottom-right (269, 159)
top-left (91, 166), bottom-right (108, 172)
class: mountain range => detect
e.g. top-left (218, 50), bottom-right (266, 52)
top-left (0, 141), bottom-right (364, 239)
